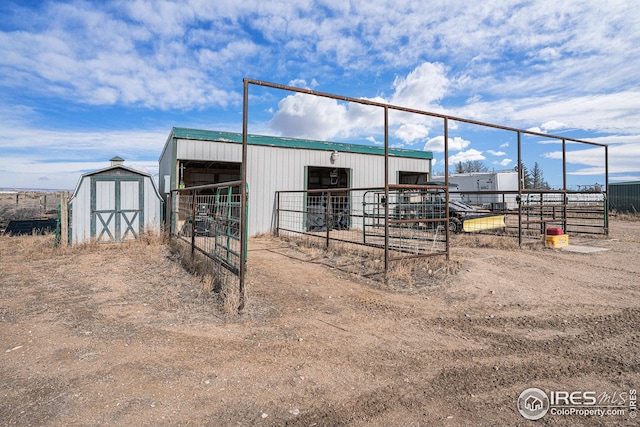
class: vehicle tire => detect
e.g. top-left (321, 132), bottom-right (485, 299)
top-left (449, 218), bottom-right (462, 233)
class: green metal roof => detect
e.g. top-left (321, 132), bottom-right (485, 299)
top-left (171, 127), bottom-right (433, 160)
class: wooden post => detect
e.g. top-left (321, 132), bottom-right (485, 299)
top-left (60, 192), bottom-right (69, 247)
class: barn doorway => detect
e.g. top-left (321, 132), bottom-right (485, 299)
top-left (179, 161), bottom-right (241, 188)
top-left (398, 171), bottom-right (429, 185)
top-left (306, 166), bottom-right (351, 231)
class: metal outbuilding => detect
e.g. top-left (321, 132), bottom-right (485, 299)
top-left (159, 127), bottom-right (434, 236)
top-left (609, 181), bottom-right (640, 213)
top-left (68, 157), bottom-right (163, 245)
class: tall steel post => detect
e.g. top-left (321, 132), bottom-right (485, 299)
top-left (383, 106), bottom-right (390, 272)
top-left (239, 79), bottom-right (249, 312)
top-left (562, 138), bottom-right (567, 232)
top-left (517, 131), bottom-right (522, 247)
top-left (444, 118), bottom-right (450, 261)
top-left (605, 145), bottom-right (609, 235)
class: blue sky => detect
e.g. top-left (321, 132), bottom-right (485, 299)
top-left (1, 0), bottom-right (639, 190)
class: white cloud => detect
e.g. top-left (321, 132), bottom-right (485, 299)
top-left (2, 0), bottom-right (640, 187)
top-left (268, 93), bottom-right (350, 140)
top-left (611, 175), bottom-right (640, 182)
top-left (487, 150), bottom-right (506, 156)
top-left (544, 142), bottom-right (640, 175)
top-left (458, 91), bottom-right (640, 135)
top-left (424, 136), bottom-right (471, 153)
top-left (390, 62), bottom-right (449, 110)
top-left (394, 123), bottom-right (430, 144)
top-left (269, 61), bottom-right (449, 141)
top-left (0, 2), bottom-right (245, 109)
top-left (448, 149), bottom-right (486, 165)
top-left (0, 118), bottom-right (166, 189)
top-left (288, 79), bottom-right (319, 89)
top-left (540, 120), bottom-right (567, 131)
top-left (499, 158), bottom-right (513, 167)
top-left (365, 136), bottom-right (382, 145)
top-left (0, 123), bottom-right (166, 157)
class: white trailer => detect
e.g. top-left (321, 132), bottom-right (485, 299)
top-left (433, 171), bottom-right (519, 210)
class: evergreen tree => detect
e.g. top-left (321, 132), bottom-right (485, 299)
top-left (516, 161), bottom-right (532, 189)
top-left (531, 162), bottom-right (552, 189)
top-left (532, 162), bottom-right (543, 189)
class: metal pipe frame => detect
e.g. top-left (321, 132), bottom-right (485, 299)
top-left (243, 78), bottom-right (609, 266)
top-left (243, 78), bottom-right (607, 148)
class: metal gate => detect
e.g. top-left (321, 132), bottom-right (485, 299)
top-left (170, 181), bottom-right (248, 309)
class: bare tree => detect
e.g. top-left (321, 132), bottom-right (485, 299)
top-left (453, 160), bottom-right (489, 174)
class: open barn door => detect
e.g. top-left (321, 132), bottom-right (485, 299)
top-left (305, 166), bottom-right (351, 231)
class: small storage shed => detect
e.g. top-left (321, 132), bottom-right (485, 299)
top-left (69, 157), bottom-right (163, 245)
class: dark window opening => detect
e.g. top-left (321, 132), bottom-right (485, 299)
top-left (306, 167), bottom-right (350, 231)
top-left (399, 171), bottom-right (430, 185)
top-left (179, 161), bottom-right (241, 193)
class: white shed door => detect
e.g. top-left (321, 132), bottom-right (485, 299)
top-left (91, 177), bottom-right (143, 242)
top-left (119, 180), bottom-right (141, 241)
top-left (94, 181), bottom-right (116, 242)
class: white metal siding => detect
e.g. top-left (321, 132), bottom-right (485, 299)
top-left (171, 139), bottom-right (430, 235)
top-left (177, 139), bottom-right (243, 162)
top-left (143, 178), bottom-right (162, 232)
top-left (70, 176), bottom-right (92, 245)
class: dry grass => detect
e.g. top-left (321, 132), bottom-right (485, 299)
top-left (451, 231), bottom-right (532, 250)
top-left (610, 211), bottom-right (640, 221)
top-left (0, 233), bottom-right (58, 259)
top-left (168, 238), bottom-right (240, 316)
top-left (275, 233), bottom-right (461, 291)
top-left (1, 229), bottom-right (240, 316)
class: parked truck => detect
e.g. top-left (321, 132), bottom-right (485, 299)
top-left (391, 183), bottom-right (506, 233)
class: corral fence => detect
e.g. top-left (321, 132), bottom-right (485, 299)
top-left (276, 184), bottom-right (452, 268)
top-left (245, 77), bottom-right (610, 274)
top-left (170, 181), bottom-right (248, 308)
top-left (453, 189), bottom-right (608, 241)
top-left (276, 186), bottom-right (608, 260)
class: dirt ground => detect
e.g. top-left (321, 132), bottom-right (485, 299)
top-left (1, 220), bottom-right (638, 426)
